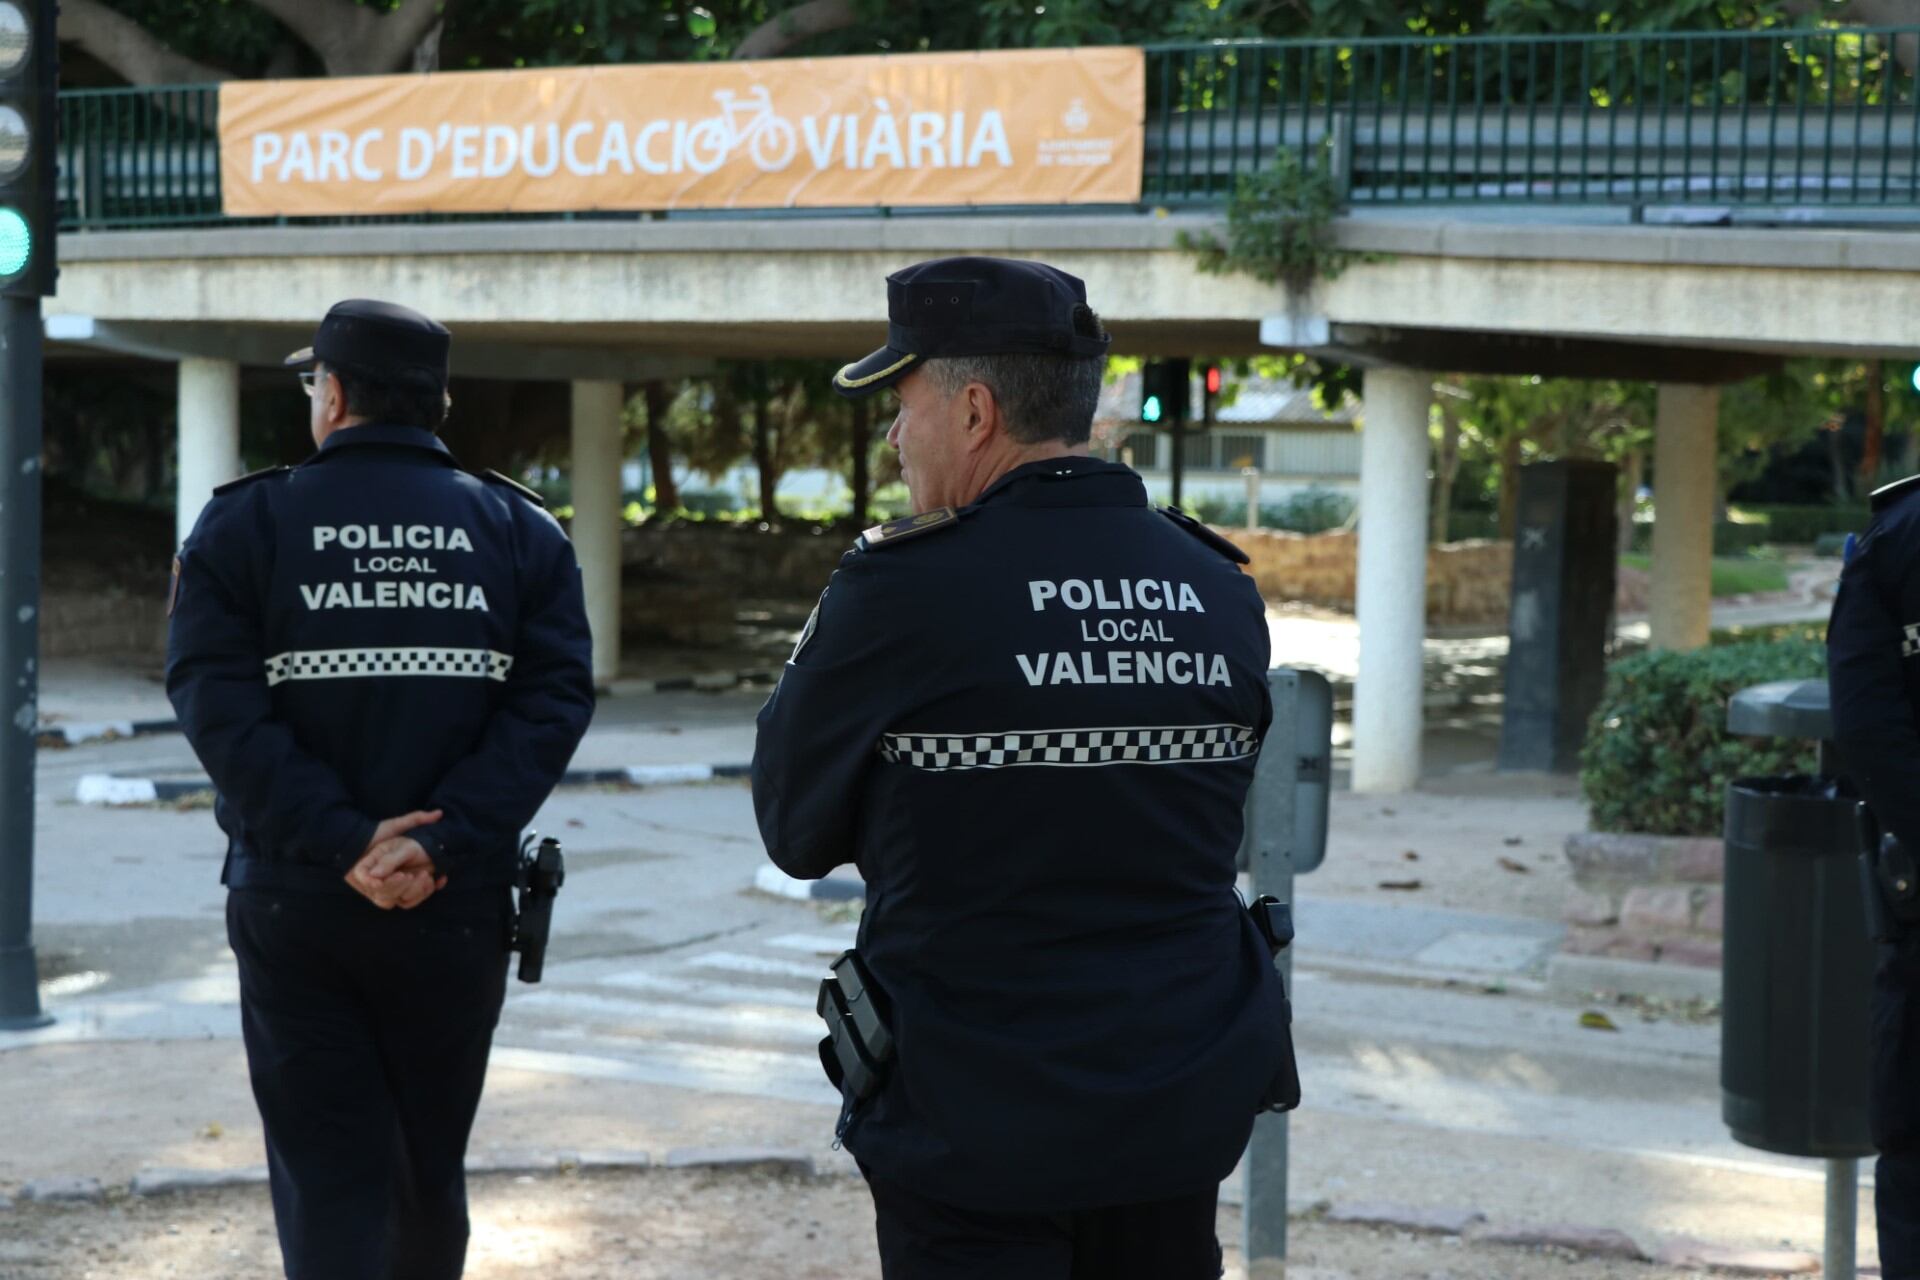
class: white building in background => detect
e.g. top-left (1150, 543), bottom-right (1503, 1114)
top-left (1090, 373), bottom-right (1362, 508)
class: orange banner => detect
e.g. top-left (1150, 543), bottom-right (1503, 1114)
top-left (218, 48), bottom-right (1143, 217)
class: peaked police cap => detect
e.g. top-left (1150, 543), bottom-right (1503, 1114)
top-left (833, 257), bottom-right (1111, 399)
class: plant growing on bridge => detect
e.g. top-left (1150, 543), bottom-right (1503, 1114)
top-left (1177, 143), bottom-right (1367, 297)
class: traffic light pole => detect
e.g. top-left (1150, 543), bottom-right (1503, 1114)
top-left (0, 293), bottom-right (47, 1029)
top-left (1170, 411), bottom-right (1185, 508)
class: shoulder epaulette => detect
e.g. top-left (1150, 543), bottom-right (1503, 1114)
top-left (212, 465), bottom-right (292, 496)
top-left (858, 507), bottom-right (961, 551)
top-left (1872, 474), bottom-right (1920, 515)
top-left (1159, 506), bottom-right (1251, 565)
top-left (475, 468), bottom-right (547, 508)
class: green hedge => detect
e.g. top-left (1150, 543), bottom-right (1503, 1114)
top-left (1738, 503), bottom-right (1870, 545)
top-left (1627, 521), bottom-right (1771, 557)
top-left (1580, 639), bottom-right (1827, 837)
top-left (1188, 487), bottom-right (1354, 534)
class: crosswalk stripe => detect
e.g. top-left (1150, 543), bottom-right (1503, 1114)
top-left (491, 1041), bottom-right (837, 1107)
top-left (682, 951), bottom-right (833, 980)
top-left (493, 940), bottom-right (849, 1106)
top-left (511, 989), bottom-right (820, 1043)
top-left (598, 970), bottom-right (818, 1009)
top-left (761, 932), bottom-right (859, 955)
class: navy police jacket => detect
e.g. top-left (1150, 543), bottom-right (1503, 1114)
top-left (1831, 476), bottom-right (1920, 851)
top-left (753, 456), bottom-right (1289, 1213)
top-left (166, 423), bottom-right (596, 896)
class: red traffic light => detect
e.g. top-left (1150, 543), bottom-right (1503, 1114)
top-left (1204, 364), bottom-right (1223, 396)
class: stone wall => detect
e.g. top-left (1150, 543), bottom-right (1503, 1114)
top-left (622, 522), bottom-right (852, 597)
top-left (42, 591), bottom-right (168, 659)
top-left (619, 522), bottom-right (855, 647)
top-left (622, 522), bottom-right (1522, 626)
top-left (1226, 527), bottom-right (1514, 627)
top-left (1560, 832), bottom-right (1725, 970)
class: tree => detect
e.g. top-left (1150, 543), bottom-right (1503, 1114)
top-left (848, 395), bottom-right (875, 525)
top-left (73, 0), bottom-right (1866, 91)
top-left (1444, 376), bottom-right (1652, 540)
top-left (639, 380), bottom-right (680, 511)
top-left (61, 0), bottom-right (453, 86)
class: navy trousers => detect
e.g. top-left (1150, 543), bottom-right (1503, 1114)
top-left (227, 886), bottom-right (511, 1280)
top-left (1876, 933), bottom-right (1920, 1278)
top-left (864, 1169), bottom-right (1224, 1280)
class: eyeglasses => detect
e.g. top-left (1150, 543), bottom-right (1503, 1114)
top-left (298, 371), bottom-right (317, 398)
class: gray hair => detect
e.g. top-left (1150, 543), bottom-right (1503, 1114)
top-left (921, 349), bottom-right (1107, 446)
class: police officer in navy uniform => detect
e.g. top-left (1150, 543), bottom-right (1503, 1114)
top-left (753, 258), bottom-right (1294, 1279)
top-left (1831, 471), bottom-right (1920, 1279)
top-left (166, 299), bottom-right (595, 1280)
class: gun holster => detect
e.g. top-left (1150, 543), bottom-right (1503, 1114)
top-left (1248, 894), bottom-right (1294, 959)
top-left (817, 950), bottom-right (895, 1102)
top-left (1859, 803), bottom-right (1920, 943)
top-left (512, 835), bottom-right (565, 984)
top-left (1247, 894), bottom-right (1302, 1114)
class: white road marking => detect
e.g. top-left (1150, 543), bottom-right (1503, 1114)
top-left (681, 951), bottom-right (831, 980)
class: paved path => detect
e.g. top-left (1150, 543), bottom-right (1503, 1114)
top-left (6, 597), bottom-right (1877, 1264)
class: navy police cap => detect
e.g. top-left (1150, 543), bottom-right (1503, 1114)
top-left (833, 256), bottom-right (1111, 399)
top-left (284, 298), bottom-right (451, 387)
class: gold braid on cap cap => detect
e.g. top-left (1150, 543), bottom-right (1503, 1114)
top-left (834, 351), bottom-right (919, 389)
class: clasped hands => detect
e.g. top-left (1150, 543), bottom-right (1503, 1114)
top-left (344, 809), bottom-right (446, 910)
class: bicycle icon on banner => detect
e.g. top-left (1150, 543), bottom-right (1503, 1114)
top-left (685, 85), bottom-right (798, 173)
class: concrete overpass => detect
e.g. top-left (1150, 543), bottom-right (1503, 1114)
top-left (41, 208), bottom-right (1919, 789)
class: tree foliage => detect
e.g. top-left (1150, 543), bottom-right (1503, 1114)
top-left (55, 0), bottom-right (1920, 513)
top-left (65, 0), bottom-right (1895, 87)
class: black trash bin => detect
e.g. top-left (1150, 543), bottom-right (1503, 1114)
top-left (1720, 679), bottom-right (1874, 1159)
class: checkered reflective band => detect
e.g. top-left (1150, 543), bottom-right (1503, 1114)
top-left (263, 647), bottom-right (514, 687)
top-left (877, 724), bottom-right (1258, 771)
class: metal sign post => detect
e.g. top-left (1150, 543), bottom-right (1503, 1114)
top-left (1243, 668), bottom-right (1332, 1274)
top-left (0, 292), bottom-right (47, 1030)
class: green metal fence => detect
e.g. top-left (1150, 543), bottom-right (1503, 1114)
top-left (1144, 27), bottom-right (1920, 208)
top-left (53, 26), bottom-right (1920, 232)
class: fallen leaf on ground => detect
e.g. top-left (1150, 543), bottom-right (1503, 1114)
top-left (1502, 836), bottom-right (1524, 847)
top-left (1402, 850), bottom-right (1420, 861)
top-left (566, 819), bottom-right (585, 828)
top-left (199, 1122), bottom-right (224, 1140)
top-left (1579, 1011), bottom-right (1620, 1032)
top-left (1379, 808), bottom-right (1397, 817)
top-left (1497, 857), bottom-right (1531, 874)
top-left (1377, 879), bottom-right (1423, 891)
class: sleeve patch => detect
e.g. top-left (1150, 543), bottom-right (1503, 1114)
top-left (859, 506), bottom-right (960, 551)
top-left (167, 556), bottom-right (182, 618)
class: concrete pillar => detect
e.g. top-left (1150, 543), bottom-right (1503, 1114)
top-left (571, 379), bottom-right (625, 687)
top-left (1650, 383), bottom-right (1718, 651)
top-left (175, 357), bottom-right (241, 548)
top-left (1353, 367), bottom-right (1433, 794)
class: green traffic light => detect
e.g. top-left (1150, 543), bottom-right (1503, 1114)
top-left (1142, 394), bottom-right (1163, 423)
top-left (0, 207), bottom-right (27, 278)
top-left (1911, 363), bottom-right (1920, 396)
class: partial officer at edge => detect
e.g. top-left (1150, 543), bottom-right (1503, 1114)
top-left (166, 298), bottom-right (596, 1279)
top-left (1831, 471), bottom-right (1920, 1280)
top-left (753, 257), bottom-right (1296, 1279)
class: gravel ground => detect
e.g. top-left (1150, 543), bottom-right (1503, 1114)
top-left (0, 1168), bottom-right (1735, 1280)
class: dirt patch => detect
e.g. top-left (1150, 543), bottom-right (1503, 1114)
top-left (0, 1169), bottom-right (1721, 1279)
top-left (1314, 772), bottom-right (1587, 923)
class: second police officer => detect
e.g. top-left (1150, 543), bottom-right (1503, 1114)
top-left (1830, 471), bottom-right (1920, 1280)
top-left (753, 258), bottom-right (1298, 1279)
top-left (167, 299), bottom-right (596, 1280)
